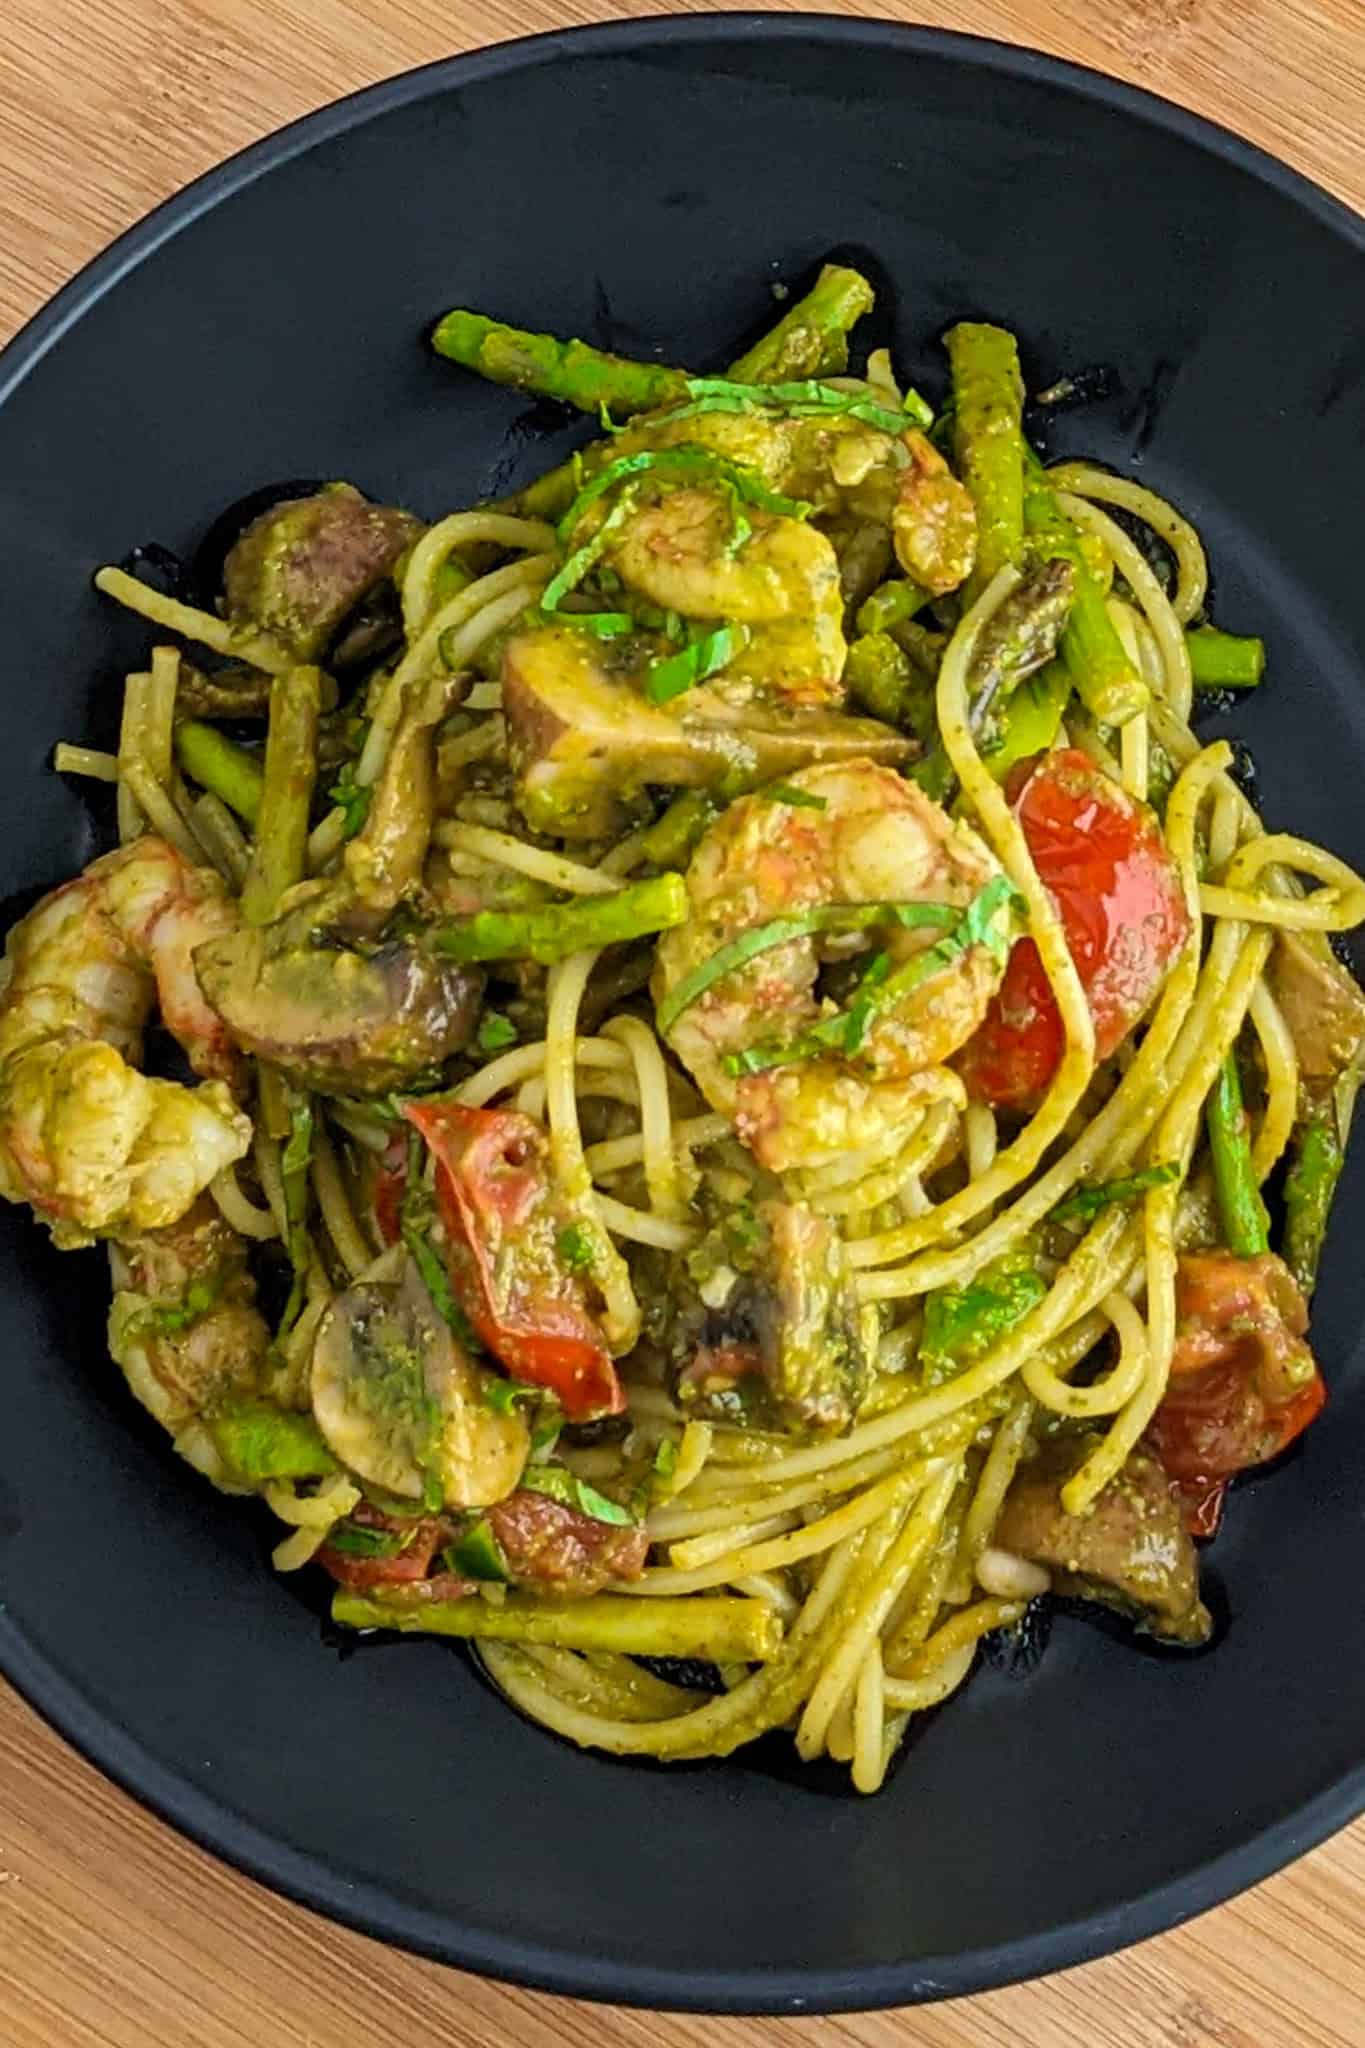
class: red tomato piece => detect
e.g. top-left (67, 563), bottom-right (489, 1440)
top-left (1147, 1251), bottom-right (1327, 1534)
top-left (316, 1503), bottom-right (447, 1592)
top-left (402, 1100), bottom-right (622, 1421)
top-left (957, 749), bottom-right (1190, 1108)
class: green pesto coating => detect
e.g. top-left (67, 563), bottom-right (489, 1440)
top-left (725, 263), bottom-right (875, 383)
top-left (209, 1397), bottom-right (338, 1481)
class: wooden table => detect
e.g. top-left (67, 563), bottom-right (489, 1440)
top-left (2, 1), bottom-right (1363, 2040)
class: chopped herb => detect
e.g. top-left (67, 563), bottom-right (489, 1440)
top-left (655, 898), bottom-right (961, 1040)
top-left (132, 1273), bottom-right (222, 1340)
top-left (325, 1520), bottom-right (416, 1561)
top-left (326, 760), bottom-right (372, 841)
top-left (652, 1437), bottom-right (679, 1480)
top-left (721, 874), bottom-right (1023, 1076)
top-left (553, 609), bottom-right (635, 640)
top-left (444, 1520), bottom-right (510, 1582)
top-left (760, 782), bottom-right (828, 810)
top-left (644, 623), bottom-right (746, 705)
top-left (663, 375), bottom-right (933, 437)
top-left (483, 1377), bottom-right (562, 1455)
top-left (275, 1090), bottom-right (314, 1341)
top-left (920, 1250), bottom-right (1047, 1389)
top-left (556, 1223), bottom-right (595, 1273)
top-left (521, 1464), bottom-right (638, 1526)
top-left (399, 1153), bottom-right (481, 1352)
top-left (475, 1010), bottom-right (518, 1055)
top-left (1051, 1161), bottom-right (1182, 1229)
top-left (841, 950), bottom-right (891, 1056)
top-left (556, 446), bottom-right (812, 549)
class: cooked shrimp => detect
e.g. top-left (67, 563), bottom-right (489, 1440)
top-left (652, 760), bottom-right (1011, 1173)
top-left (0, 839), bottom-right (252, 1240)
top-left (603, 484), bottom-right (846, 708)
top-left (108, 1196), bottom-right (269, 1443)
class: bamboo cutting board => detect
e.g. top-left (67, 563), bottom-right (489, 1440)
top-left (1, 3), bottom-right (1363, 2042)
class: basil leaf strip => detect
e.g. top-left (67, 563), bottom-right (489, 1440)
top-left (644, 623), bottom-right (745, 705)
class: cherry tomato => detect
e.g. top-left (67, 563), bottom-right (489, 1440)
top-left (1147, 1251), bottom-right (1327, 1534)
top-left (957, 749), bottom-right (1190, 1108)
top-left (403, 1100), bottom-right (622, 1421)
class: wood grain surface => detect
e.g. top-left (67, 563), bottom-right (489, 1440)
top-left (1, 2), bottom-right (1363, 2040)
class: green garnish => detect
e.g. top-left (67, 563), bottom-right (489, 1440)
top-left (760, 783), bottom-right (828, 810)
top-left (326, 760), bottom-right (371, 840)
top-left (644, 624), bottom-right (746, 705)
top-left (840, 950), bottom-right (891, 1056)
top-left (521, 1465), bottom-right (638, 1527)
top-left (399, 1147), bottom-right (480, 1351)
top-left (920, 1250), bottom-right (1047, 1389)
top-left (275, 1090), bottom-right (314, 1341)
top-left (662, 375), bottom-right (933, 435)
top-left (556, 610), bottom-right (635, 640)
top-left (326, 1520), bottom-right (417, 1561)
top-left (475, 1010), bottom-right (518, 1055)
top-left (444, 1520), bottom-right (510, 1582)
top-left (653, 1438), bottom-right (678, 1481)
top-left (556, 1223), bottom-right (595, 1273)
top-left (556, 445), bottom-right (813, 546)
top-left (720, 875), bottom-right (1022, 1076)
top-left (132, 1273), bottom-right (222, 1340)
top-left (541, 489), bottom-right (638, 612)
top-left (656, 899), bottom-right (963, 1041)
top-left (1051, 1162), bottom-right (1181, 1228)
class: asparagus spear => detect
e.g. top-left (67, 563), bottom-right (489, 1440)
top-left (1025, 485), bottom-right (1148, 727)
top-left (431, 872), bottom-right (687, 965)
top-left (332, 1587), bottom-right (784, 1662)
top-left (726, 261), bottom-right (875, 382)
top-left (485, 265), bottom-right (877, 519)
top-left (433, 309), bottom-right (691, 417)
top-left (1206, 1050), bottom-right (1270, 1256)
top-left (969, 557), bottom-right (1075, 739)
top-left (638, 790), bottom-right (719, 869)
top-left (856, 576), bottom-right (932, 637)
top-left (240, 666), bottom-right (322, 926)
top-left (844, 631), bottom-right (934, 736)
top-left (981, 660), bottom-right (1072, 782)
top-left (209, 1398), bottom-right (338, 1481)
top-left (174, 720), bottom-right (264, 826)
top-left (944, 322), bottom-right (1027, 598)
top-left (1283, 1094), bottom-right (1346, 1295)
top-left (1187, 625), bottom-right (1265, 690)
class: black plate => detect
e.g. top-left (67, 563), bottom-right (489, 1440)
top-left (0, 15), bottom-right (1362, 2016)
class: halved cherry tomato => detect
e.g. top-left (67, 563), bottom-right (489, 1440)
top-left (316, 1503), bottom-right (447, 1592)
top-left (1147, 1251), bottom-right (1327, 1534)
top-left (957, 749), bottom-right (1190, 1108)
top-left (403, 1100), bottom-right (622, 1421)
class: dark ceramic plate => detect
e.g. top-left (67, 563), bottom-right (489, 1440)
top-left (0, 14), bottom-right (1362, 2016)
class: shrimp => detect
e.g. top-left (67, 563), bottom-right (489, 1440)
top-left (652, 761), bottom-right (1011, 1175)
top-left (611, 406), bottom-right (977, 594)
top-left (605, 485), bottom-right (846, 708)
top-left (108, 1196), bottom-right (270, 1454)
top-left (0, 838), bottom-right (252, 1241)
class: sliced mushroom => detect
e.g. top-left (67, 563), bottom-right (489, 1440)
top-left (1269, 929), bottom-right (1365, 1085)
top-left (503, 624), bottom-right (916, 839)
top-left (223, 483), bottom-right (421, 663)
top-left (311, 1259), bottom-right (528, 1508)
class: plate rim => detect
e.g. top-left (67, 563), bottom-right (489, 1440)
top-left (1, 11), bottom-right (1363, 2014)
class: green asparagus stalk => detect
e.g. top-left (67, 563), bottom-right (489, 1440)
top-left (844, 631), bottom-right (933, 736)
top-left (332, 1587), bottom-right (784, 1662)
top-left (1024, 486), bottom-right (1148, 726)
top-left (856, 576), bottom-right (932, 637)
top-left (982, 660), bottom-right (1072, 782)
top-left (432, 309), bottom-right (691, 417)
top-left (1187, 625), bottom-right (1265, 690)
top-left (944, 322), bottom-right (1027, 598)
top-left (431, 872), bottom-right (688, 965)
top-left (490, 264), bottom-right (876, 520)
top-left (174, 720), bottom-right (264, 826)
top-left (638, 791), bottom-right (719, 869)
top-left (1283, 1095), bottom-right (1346, 1294)
top-left (209, 1398), bottom-right (337, 1481)
top-left (240, 666), bottom-right (322, 926)
top-left (1207, 1050), bottom-right (1270, 1257)
top-left (726, 261), bottom-right (875, 383)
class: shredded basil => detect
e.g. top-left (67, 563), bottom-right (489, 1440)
top-left (522, 1464), bottom-right (638, 1527)
top-left (326, 1520), bottom-right (416, 1560)
top-left (541, 489), bottom-right (638, 612)
top-left (557, 446), bottom-right (812, 548)
top-left (326, 760), bottom-right (371, 840)
top-left (475, 1010), bottom-right (518, 1055)
top-left (1051, 1162), bottom-right (1181, 1228)
top-left (652, 1437), bottom-right (678, 1481)
top-left (275, 1091), bottom-right (314, 1342)
top-left (644, 623), bottom-right (746, 705)
top-left (659, 375), bottom-right (933, 436)
top-left (556, 1223), bottom-right (595, 1273)
top-left (721, 874), bottom-right (1023, 1076)
top-left (656, 899), bottom-right (960, 1040)
top-left (554, 609), bottom-right (634, 640)
top-left (760, 783), bottom-right (828, 810)
top-left (443, 1520), bottom-right (510, 1583)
